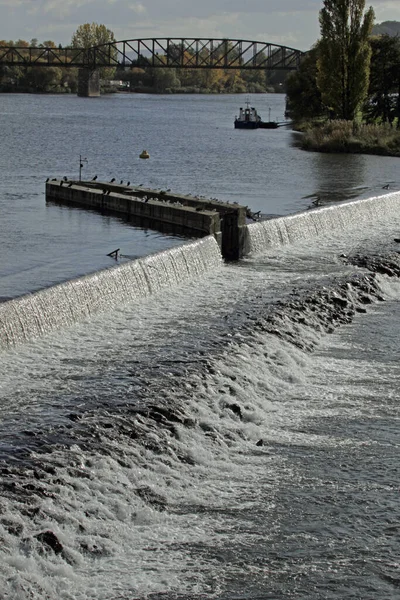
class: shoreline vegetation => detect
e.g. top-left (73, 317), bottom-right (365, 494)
top-left (294, 120), bottom-right (400, 158)
top-left (285, 5), bottom-right (400, 160)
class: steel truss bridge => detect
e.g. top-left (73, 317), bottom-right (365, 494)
top-left (0, 38), bottom-right (303, 70)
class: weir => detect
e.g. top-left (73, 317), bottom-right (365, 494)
top-left (46, 180), bottom-right (247, 261)
top-left (0, 237), bottom-right (221, 351)
top-left (2, 191), bottom-right (400, 352)
top-left (245, 192), bottom-right (400, 254)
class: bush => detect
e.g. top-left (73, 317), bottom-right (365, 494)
top-left (300, 120), bottom-right (400, 156)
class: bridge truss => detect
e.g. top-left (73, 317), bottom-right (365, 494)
top-left (0, 38), bottom-right (303, 70)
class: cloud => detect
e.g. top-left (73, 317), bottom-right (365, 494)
top-left (1, 0), bottom-right (400, 49)
top-left (129, 2), bottom-right (146, 14)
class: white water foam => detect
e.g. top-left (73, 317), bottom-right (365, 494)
top-left (246, 192), bottom-right (400, 254)
top-left (2, 196), bottom-right (400, 599)
top-left (0, 236), bottom-right (221, 352)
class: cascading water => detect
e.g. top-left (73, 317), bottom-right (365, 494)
top-left (0, 236), bottom-right (222, 352)
top-left (246, 192), bottom-right (400, 253)
top-left (2, 194), bottom-right (400, 600)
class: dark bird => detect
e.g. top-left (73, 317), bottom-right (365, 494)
top-left (144, 196), bottom-right (149, 202)
top-left (382, 184), bottom-right (390, 190)
top-left (46, 177), bottom-right (49, 182)
top-left (127, 181), bottom-right (130, 186)
top-left (51, 178), bottom-right (57, 181)
top-left (63, 176), bottom-right (68, 181)
top-left (120, 180), bottom-right (123, 185)
top-left (110, 178), bottom-right (115, 183)
top-left (92, 175), bottom-right (98, 181)
top-left (60, 181), bottom-right (63, 186)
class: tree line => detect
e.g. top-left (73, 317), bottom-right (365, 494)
top-left (286, 1), bottom-right (400, 128)
top-left (0, 23), bottom-right (287, 95)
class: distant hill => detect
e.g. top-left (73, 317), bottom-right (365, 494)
top-left (372, 21), bottom-right (400, 36)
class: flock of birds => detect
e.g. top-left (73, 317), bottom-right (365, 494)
top-left (44, 176), bottom-right (236, 210)
top-left (44, 177), bottom-right (395, 217)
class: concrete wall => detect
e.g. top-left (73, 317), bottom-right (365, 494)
top-left (46, 181), bottom-right (220, 237)
top-left (46, 180), bottom-right (250, 260)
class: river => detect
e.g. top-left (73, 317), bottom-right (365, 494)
top-left (1, 92), bottom-right (400, 600)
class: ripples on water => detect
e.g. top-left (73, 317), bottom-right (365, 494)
top-left (1, 92), bottom-right (400, 297)
top-left (1, 93), bottom-right (400, 600)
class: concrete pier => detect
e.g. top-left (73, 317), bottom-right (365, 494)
top-left (46, 180), bottom-right (248, 260)
top-left (77, 69), bottom-right (100, 97)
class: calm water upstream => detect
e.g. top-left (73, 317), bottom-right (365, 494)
top-left (1, 93), bottom-right (400, 600)
top-left (1, 92), bottom-right (399, 297)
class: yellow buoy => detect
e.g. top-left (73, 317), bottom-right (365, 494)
top-left (139, 150), bottom-right (150, 159)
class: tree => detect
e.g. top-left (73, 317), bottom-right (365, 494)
top-left (365, 35), bottom-right (400, 125)
top-left (71, 23), bottom-right (116, 79)
top-left (317, 0), bottom-right (375, 120)
top-left (286, 45), bottom-right (325, 120)
top-left (71, 23), bottom-right (115, 49)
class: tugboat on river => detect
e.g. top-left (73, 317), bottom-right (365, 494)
top-left (234, 101), bottom-right (279, 130)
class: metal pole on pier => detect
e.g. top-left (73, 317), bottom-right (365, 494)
top-left (79, 155), bottom-right (88, 181)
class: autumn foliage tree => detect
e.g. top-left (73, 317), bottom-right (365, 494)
top-left (71, 23), bottom-right (115, 48)
top-left (71, 23), bottom-right (116, 79)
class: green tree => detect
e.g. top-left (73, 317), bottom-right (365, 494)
top-left (365, 35), bottom-right (400, 125)
top-left (317, 0), bottom-right (375, 120)
top-left (24, 66), bottom-right (63, 92)
top-left (286, 45), bottom-right (325, 120)
top-left (152, 68), bottom-right (181, 92)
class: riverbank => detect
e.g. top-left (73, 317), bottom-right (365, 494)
top-left (295, 120), bottom-right (400, 157)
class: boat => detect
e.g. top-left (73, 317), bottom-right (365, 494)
top-left (234, 101), bottom-right (279, 130)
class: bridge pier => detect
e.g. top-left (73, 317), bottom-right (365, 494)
top-left (77, 69), bottom-right (100, 97)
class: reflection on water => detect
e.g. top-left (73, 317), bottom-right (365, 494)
top-left (312, 152), bottom-right (366, 205)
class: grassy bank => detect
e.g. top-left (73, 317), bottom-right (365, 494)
top-left (297, 120), bottom-right (400, 157)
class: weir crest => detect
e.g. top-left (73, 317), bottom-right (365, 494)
top-left (2, 192), bottom-right (400, 352)
top-left (0, 236), bottom-right (222, 351)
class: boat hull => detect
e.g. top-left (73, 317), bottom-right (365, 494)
top-left (234, 120), bottom-right (259, 129)
top-left (259, 121), bottom-right (279, 129)
top-left (234, 120), bottom-right (279, 130)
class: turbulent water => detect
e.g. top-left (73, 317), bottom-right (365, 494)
top-left (1, 191), bottom-right (400, 599)
top-left (1, 93), bottom-right (400, 600)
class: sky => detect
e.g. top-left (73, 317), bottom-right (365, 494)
top-left (1, 0), bottom-right (400, 51)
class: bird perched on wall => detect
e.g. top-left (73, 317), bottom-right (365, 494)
top-left (92, 175), bottom-right (98, 181)
top-left (46, 177), bottom-right (49, 182)
top-left (120, 180), bottom-right (123, 185)
top-left (110, 178), bottom-right (115, 183)
top-left (51, 178), bottom-right (57, 181)
top-left (127, 181), bottom-right (130, 186)
top-left (63, 176), bottom-right (68, 181)
top-left (60, 181), bottom-right (63, 186)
